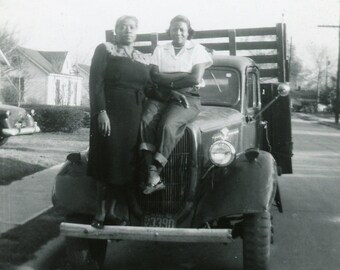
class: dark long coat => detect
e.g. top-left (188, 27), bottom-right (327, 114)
top-left (87, 43), bottom-right (150, 185)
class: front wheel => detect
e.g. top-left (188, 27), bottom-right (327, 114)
top-left (66, 237), bottom-right (107, 270)
top-left (65, 214), bottom-right (107, 270)
top-left (242, 212), bottom-right (271, 270)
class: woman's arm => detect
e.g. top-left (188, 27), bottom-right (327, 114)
top-left (150, 65), bottom-right (188, 85)
top-left (171, 63), bottom-right (207, 89)
top-left (150, 63), bottom-right (207, 89)
top-left (89, 44), bottom-right (110, 136)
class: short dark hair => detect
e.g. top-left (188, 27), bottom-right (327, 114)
top-left (166, 15), bottom-right (195, 40)
top-left (115, 15), bottom-right (138, 33)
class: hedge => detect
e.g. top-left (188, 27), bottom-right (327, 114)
top-left (21, 105), bottom-right (90, 133)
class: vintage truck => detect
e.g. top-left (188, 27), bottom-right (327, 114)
top-left (53, 23), bottom-right (292, 270)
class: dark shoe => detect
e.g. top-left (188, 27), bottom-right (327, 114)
top-left (105, 215), bottom-right (128, 226)
top-left (91, 218), bottom-right (104, 229)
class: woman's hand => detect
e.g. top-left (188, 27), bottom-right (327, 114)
top-left (97, 110), bottom-right (111, 136)
top-left (171, 91), bottom-right (190, 109)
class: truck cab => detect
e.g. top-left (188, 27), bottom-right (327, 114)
top-left (53, 23), bottom-right (292, 270)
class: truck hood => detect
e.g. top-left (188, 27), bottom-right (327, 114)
top-left (191, 106), bottom-right (243, 133)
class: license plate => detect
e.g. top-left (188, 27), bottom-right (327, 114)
top-left (144, 215), bottom-right (175, 228)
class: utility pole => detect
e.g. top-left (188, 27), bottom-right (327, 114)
top-left (325, 57), bottom-right (330, 90)
top-left (317, 69), bottom-right (321, 104)
top-left (318, 23), bottom-right (340, 124)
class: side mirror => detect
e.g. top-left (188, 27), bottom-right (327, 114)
top-left (277, 83), bottom-right (290, 97)
top-left (254, 83), bottom-right (290, 120)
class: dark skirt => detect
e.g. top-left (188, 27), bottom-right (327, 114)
top-left (87, 87), bottom-right (144, 185)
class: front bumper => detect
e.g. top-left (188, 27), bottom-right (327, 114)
top-left (60, 222), bottom-right (233, 243)
top-left (2, 122), bottom-right (40, 136)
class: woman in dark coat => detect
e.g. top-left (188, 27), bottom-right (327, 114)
top-left (87, 15), bottom-right (150, 228)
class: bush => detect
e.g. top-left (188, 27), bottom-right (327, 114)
top-left (22, 105), bottom-right (90, 133)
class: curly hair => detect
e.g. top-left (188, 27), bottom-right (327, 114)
top-left (166, 15), bottom-right (195, 40)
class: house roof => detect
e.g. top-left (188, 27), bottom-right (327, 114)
top-left (39, 51), bottom-right (68, 72)
top-left (77, 64), bottom-right (90, 75)
top-left (17, 47), bottom-right (68, 74)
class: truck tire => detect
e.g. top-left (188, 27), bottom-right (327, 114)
top-left (65, 215), bottom-right (107, 270)
top-left (242, 211), bottom-right (271, 270)
top-left (66, 237), bottom-right (107, 270)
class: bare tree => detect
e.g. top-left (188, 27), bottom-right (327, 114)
top-left (0, 24), bottom-right (18, 55)
top-left (305, 45), bottom-right (337, 104)
top-left (0, 25), bottom-right (33, 105)
top-left (0, 25), bottom-right (21, 104)
top-left (288, 44), bottom-right (304, 90)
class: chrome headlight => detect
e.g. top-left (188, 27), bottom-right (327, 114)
top-left (209, 140), bottom-right (236, 167)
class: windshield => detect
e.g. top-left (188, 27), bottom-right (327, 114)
top-left (199, 68), bottom-right (240, 106)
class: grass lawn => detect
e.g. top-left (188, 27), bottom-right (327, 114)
top-left (0, 128), bottom-right (89, 185)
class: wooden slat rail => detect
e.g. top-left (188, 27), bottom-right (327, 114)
top-left (105, 23), bottom-right (288, 81)
top-left (60, 222), bottom-right (233, 243)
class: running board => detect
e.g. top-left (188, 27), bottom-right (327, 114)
top-left (60, 222), bottom-right (233, 243)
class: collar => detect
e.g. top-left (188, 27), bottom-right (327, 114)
top-left (104, 42), bottom-right (149, 65)
top-left (164, 40), bottom-right (195, 51)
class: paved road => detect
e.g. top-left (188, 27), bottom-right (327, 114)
top-left (101, 115), bottom-right (340, 270)
top-left (270, 116), bottom-right (340, 270)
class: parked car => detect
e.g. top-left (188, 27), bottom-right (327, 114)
top-left (0, 102), bottom-right (40, 146)
top-left (53, 23), bottom-right (293, 270)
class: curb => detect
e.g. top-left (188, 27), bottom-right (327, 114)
top-left (16, 235), bottom-right (65, 270)
top-left (318, 121), bottom-right (340, 130)
top-left (294, 113), bottom-right (340, 130)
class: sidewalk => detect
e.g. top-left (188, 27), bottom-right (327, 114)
top-left (0, 163), bottom-right (63, 234)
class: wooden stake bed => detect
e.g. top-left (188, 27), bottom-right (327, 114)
top-left (60, 222), bottom-right (233, 243)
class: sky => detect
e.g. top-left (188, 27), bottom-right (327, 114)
top-left (0, 0), bottom-right (339, 69)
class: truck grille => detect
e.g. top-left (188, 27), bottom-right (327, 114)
top-left (138, 129), bottom-right (192, 214)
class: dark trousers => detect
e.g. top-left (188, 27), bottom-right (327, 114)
top-left (140, 96), bottom-right (201, 167)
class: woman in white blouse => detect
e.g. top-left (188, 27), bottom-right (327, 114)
top-left (140, 15), bottom-right (213, 194)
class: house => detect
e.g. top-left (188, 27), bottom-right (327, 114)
top-left (77, 64), bottom-right (90, 106)
top-left (1, 47), bottom-right (83, 106)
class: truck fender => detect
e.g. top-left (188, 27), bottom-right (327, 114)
top-left (193, 150), bottom-right (278, 227)
top-left (52, 160), bottom-right (97, 215)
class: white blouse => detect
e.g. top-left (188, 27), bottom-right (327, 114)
top-left (150, 40), bottom-right (213, 73)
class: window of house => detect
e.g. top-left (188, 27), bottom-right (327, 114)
top-left (12, 77), bottom-right (25, 102)
top-left (67, 80), bottom-right (73, 105)
top-left (55, 79), bottom-right (61, 105)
